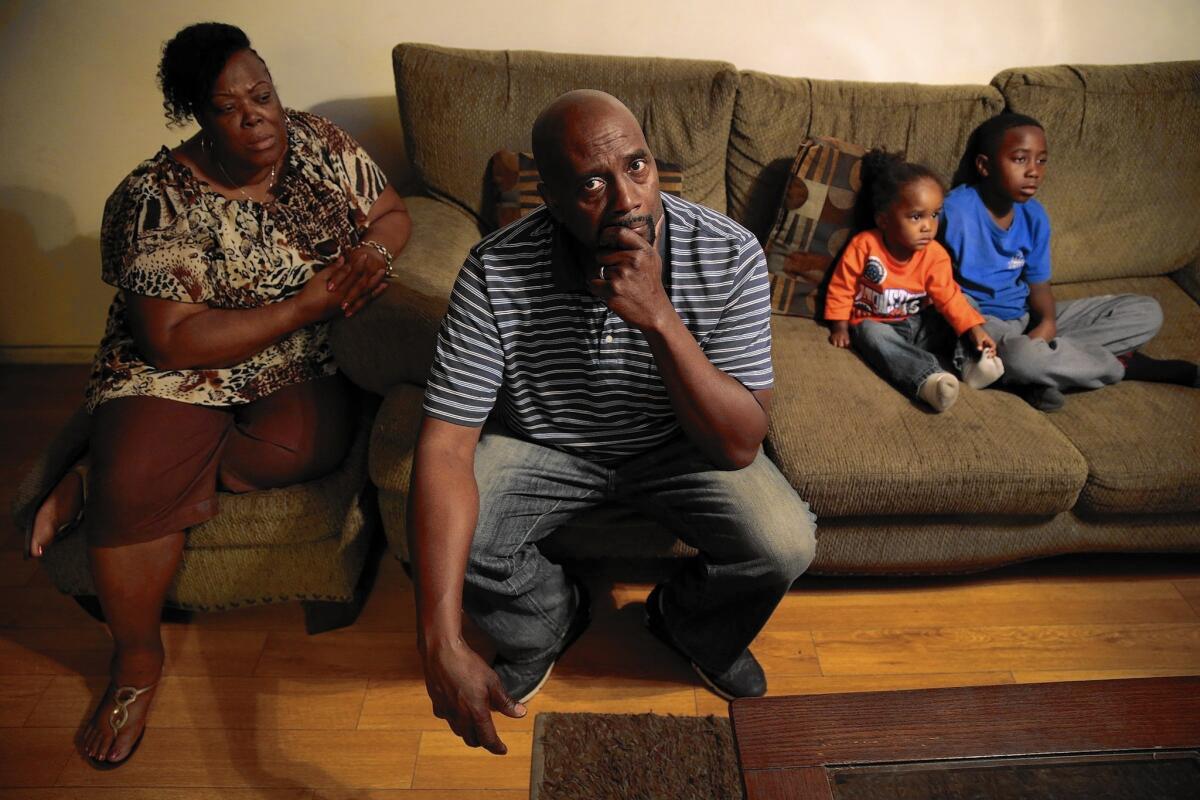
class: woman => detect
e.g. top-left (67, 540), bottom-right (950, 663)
top-left (29, 22), bottom-right (410, 767)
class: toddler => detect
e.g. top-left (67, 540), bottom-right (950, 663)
top-left (826, 150), bottom-right (1000, 412)
top-left (940, 112), bottom-right (1199, 411)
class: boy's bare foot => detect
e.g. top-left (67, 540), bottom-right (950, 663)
top-left (918, 372), bottom-right (960, 413)
top-left (76, 648), bottom-right (162, 766)
top-left (30, 464), bottom-right (86, 558)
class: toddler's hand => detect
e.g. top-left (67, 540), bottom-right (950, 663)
top-left (968, 325), bottom-right (996, 356)
top-left (828, 322), bottom-right (851, 349)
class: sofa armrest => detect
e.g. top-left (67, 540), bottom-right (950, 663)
top-left (1171, 259), bottom-right (1200, 305)
top-left (331, 196), bottom-right (482, 394)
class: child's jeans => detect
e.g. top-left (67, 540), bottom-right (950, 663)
top-left (958, 294), bottom-right (1162, 392)
top-left (850, 309), bottom-right (955, 398)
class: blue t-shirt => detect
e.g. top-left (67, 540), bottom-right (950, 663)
top-left (940, 184), bottom-right (1052, 320)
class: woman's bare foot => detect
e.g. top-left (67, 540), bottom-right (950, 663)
top-left (76, 647), bottom-right (162, 765)
top-left (30, 464), bottom-right (86, 558)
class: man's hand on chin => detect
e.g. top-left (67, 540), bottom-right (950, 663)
top-left (589, 222), bottom-right (675, 332)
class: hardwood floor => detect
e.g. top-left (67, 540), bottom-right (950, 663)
top-left (2, 365), bottom-right (1198, 797)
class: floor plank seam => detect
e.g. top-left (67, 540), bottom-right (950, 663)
top-left (247, 631), bottom-right (272, 677)
top-left (350, 676), bottom-right (370, 730)
top-left (408, 729), bottom-right (425, 790)
top-left (1172, 581), bottom-right (1200, 619)
top-left (19, 674), bottom-right (56, 728)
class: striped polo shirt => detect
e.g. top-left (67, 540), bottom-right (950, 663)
top-left (423, 192), bottom-right (773, 462)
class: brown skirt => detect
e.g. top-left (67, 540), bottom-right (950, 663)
top-left (84, 374), bottom-right (355, 547)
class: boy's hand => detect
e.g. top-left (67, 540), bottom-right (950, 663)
top-left (828, 321), bottom-right (851, 349)
top-left (1027, 319), bottom-right (1057, 343)
top-left (967, 325), bottom-right (996, 355)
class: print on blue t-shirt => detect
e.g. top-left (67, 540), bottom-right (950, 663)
top-left (940, 184), bottom-right (1052, 320)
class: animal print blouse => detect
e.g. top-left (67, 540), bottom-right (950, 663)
top-left (85, 111), bottom-right (386, 412)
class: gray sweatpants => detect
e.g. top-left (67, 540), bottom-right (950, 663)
top-left (974, 294), bottom-right (1163, 392)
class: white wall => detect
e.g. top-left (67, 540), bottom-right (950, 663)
top-left (1, 0), bottom-right (1196, 360)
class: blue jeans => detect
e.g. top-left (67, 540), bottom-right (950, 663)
top-left (463, 424), bottom-right (817, 674)
top-left (850, 310), bottom-right (956, 398)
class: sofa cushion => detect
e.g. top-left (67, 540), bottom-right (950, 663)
top-left (487, 150), bottom-right (683, 230)
top-left (765, 136), bottom-right (867, 317)
top-left (394, 43), bottom-right (737, 224)
top-left (729, 71), bottom-right (1003, 241)
top-left (1045, 277), bottom-right (1200, 515)
top-left (993, 62), bottom-right (1200, 284)
top-left (766, 314), bottom-right (1088, 517)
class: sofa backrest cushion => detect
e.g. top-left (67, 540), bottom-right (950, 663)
top-left (729, 71), bottom-right (1004, 242)
top-left (393, 43), bottom-right (738, 224)
top-left (993, 61), bottom-right (1200, 283)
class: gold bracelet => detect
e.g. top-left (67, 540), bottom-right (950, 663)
top-left (361, 239), bottom-right (395, 275)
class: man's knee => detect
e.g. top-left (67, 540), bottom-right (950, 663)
top-left (464, 531), bottom-right (544, 595)
top-left (742, 493), bottom-right (817, 584)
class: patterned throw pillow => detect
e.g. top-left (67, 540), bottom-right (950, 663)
top-left (488, 150), bottom-right (683, 230)
top-left (765, 137), bottom-right (867, 317)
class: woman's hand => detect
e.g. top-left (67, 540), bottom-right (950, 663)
top-left (293, 261), bottom-right (355, 324)
top-left (327, 246), bottom-right (390, 318)
top-left (828, 321), bottom-right (851, 348)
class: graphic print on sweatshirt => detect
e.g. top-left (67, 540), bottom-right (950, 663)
top-left (853, 256), bottom-right (926, 318)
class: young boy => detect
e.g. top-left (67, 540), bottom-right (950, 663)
top-left (940, 113), bottom-right (1198, 411)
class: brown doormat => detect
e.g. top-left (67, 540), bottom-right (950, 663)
top-left (530, 712), bottom-right (741, 800)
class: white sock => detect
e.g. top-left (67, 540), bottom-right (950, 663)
top-left (963, 352), bottom-right (1005, 389)
top-left (918, 372), bottom-right (960, 412)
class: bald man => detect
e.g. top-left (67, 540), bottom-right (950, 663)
top-left (408, 90), bottom-right (816, 754)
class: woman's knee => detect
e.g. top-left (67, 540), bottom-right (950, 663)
top-left (220, 376), bottom-right (356, 490)
top-left (86, 398), bottom-right (227, 539)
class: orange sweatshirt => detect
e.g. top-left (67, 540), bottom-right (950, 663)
top-left (824, 230), bottom-right (984, 334)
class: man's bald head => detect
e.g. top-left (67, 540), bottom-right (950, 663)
top-left (532, 90), bottom-right (639, 182)
top-left (531, 90), bottom-right (662, 249)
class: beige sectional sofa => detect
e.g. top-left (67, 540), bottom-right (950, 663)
top-left (333, 44), bottom-right (1200, 574)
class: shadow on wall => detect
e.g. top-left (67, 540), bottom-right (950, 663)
top-left (0, 186), bottom-right (107, 359)
top-left (309, 96), bottom-right (421, 196)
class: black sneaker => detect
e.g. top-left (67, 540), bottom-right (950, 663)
top-left (643, 584), bottom-right (767, 701)
top-left (492, 579), bottom-right (591, 704)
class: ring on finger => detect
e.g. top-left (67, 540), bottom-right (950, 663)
top-left (599, 265), bottom-right (607, 280)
